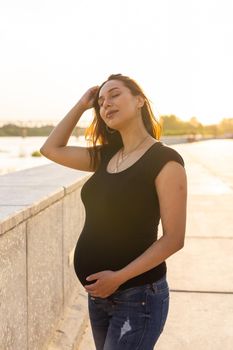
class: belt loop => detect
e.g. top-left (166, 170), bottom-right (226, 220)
top-left (149, 283), bottom-right (156, 293)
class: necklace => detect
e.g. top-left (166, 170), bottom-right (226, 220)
top-left (113, 135), bottom-right (150, 173)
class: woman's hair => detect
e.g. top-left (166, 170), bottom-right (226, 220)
top-left (85, 73), bottom-right (162, 171)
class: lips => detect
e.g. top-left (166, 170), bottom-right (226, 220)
top-left (106, 110), bottom-right (118, 118)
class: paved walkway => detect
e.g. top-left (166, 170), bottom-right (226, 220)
top-left (77, 139), bottom-right (233, 350)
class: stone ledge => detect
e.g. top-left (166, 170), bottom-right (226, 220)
top-left (0, 163), bottom-right (91, 236)
top-left (0, 188), bottom-right (64, 236)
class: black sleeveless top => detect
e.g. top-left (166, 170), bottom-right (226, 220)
top-left (73, 141), bottom-right (185, 291)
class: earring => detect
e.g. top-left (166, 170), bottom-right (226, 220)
top-left (105, 124), bottom-right (117, 134)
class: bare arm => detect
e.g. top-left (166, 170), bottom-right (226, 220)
top-left (40, 86), bottom-right (99, 172)
top-left (40, 101), bottom-right (86, 151)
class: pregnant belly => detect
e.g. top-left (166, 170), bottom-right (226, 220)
top-left (73, 232), bottom-right (122, 287)
top-left (73, 230), bottom-right (154, 287)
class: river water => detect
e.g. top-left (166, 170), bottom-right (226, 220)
top-left (0, 136), bottom-right (87, 175)
top-left (0, 135), bottom-right (214, 176)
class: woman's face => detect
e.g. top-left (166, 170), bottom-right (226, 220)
top-left (97, 79), bottom-right (143, 130)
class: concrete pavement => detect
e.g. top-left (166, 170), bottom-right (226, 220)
top-left (77, 139), bottom-right (233, 350)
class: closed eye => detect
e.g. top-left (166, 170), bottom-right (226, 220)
top-left (99, 94), bottom-right (120, 107)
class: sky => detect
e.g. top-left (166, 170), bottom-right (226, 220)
top-left (0, 0), bottom-right (232, 127)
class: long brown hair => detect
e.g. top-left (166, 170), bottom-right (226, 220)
top-left (85, 73), bottom-right (162, 170)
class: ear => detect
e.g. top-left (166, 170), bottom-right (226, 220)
top-left (136, 95), bottom-right (145, 108)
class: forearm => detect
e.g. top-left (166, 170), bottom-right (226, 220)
top-left (40, 100), bottom-right (86, 151)
top-left (116, 235), bottom-right (184, 285)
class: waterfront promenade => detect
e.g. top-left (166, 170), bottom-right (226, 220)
top-left (78, 139), bottom-right (233, 349)
top-left (1, 138), bottom-right (232, 349)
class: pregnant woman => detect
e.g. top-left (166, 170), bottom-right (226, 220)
top-left (40, 73), bottom-right (187, 350)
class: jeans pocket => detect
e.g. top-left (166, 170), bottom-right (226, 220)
top-left (149, 275), bottom-right (169, 295)
top-left (112, 298), bottom-right (146, 307)
top-left (111, 287), bottom-right (147, 307)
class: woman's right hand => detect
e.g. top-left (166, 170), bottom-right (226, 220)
top-left (79, 86), bottom-right (100, 111)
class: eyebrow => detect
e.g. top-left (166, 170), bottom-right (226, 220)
top-left (98, 87), bottom-right (120, 102)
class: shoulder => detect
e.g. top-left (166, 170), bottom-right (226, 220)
top-left (146, 141), bottom-right (185, 181)
top-left (156, 142), bottom-right (185, 167)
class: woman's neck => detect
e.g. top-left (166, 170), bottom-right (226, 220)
top-left (119, 126), bottom-right (153, 154)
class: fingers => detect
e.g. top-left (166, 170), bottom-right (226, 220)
top-left (89, 87), bottom-right (99, 100)
top-left (90, 86), bottom-right (99, 93)
top-left (85, 281), bottom-right (98, 292)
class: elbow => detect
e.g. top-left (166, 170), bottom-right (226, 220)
top-left (170, 238), bottom-right (185, 253)
top-left (40, 147), bottom-right (49, 157)
top-left (164, 233), bottom-right (185, 252)
top-left (177, 238), bottom-right (185, 251)
top-left (178, 241), bottom-right (184, 250)
top-left (39, 147), bottom-right (45, 156)
top-left (171, 242), bottom-right (184, 255)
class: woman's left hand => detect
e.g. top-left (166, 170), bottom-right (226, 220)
top-left (84, 270), bottom-right (123, 298)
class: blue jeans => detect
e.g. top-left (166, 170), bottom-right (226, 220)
top-left (88, 274), bottom-right (169, 350)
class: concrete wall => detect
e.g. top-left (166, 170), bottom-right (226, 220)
top-left (0, 164), bottom-right (91, 350)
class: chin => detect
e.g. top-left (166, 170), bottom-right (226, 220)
top-left (107, 121), bottom-right (121, 131)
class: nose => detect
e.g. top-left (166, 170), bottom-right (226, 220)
top-left (102, 98), bottom-right (112, 109)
